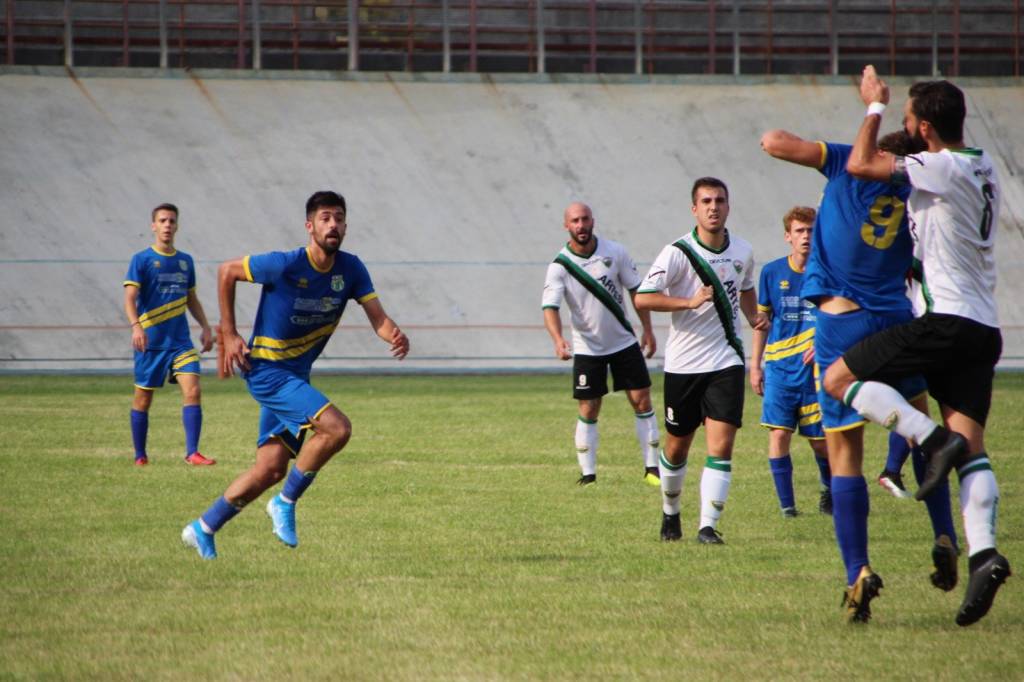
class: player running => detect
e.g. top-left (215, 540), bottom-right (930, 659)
top-left (824, 67), bottom-right (1011, 627)
top-left (182, 191), bottom-right (409, 559)
top-left (636, 177), bottom-right (766, 545)
top-left (749, 207), bottom-right (831, 518)
top-left (123, 203), bottom-right (215, 467)
top-left (542, 202), bottom-right (660, 486)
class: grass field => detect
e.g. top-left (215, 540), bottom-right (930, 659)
top-left (1, 372), bottom-right (1021, 680)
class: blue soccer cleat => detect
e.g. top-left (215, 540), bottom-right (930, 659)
top-left (181, 520), bottom-right (217, 560)
top-left (266, 494), bottom-right (298, 548)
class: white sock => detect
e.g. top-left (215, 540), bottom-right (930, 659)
top-left (659, 451), bottom-right (687, 515)
top-left (635, 410), bottom-right (660, 468)
top-left (958, 456), bottom-right (1000, 556)
top-left (846, 380), bottom-right (938, 444)
top-left (699, 457), bottom-right (732, 529)
top-left (575, 417), bottom-right (598, 476)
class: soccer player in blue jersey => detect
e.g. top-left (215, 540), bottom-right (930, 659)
top-left (123, 203), bottom-right (215, 467)
top-left (760, 128), bottom-right (959, 623)
top-left (181, 191), bottom-right (409, 559)
top-left (749, 207), bottom-right (830, 518)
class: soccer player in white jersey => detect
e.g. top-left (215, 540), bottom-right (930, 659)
top-left (822, 66), bottom-right (1010, 626)
top-left (636, 178), bottom-right (766, 544)
top-left (542, 202), bottom-right (660, 486)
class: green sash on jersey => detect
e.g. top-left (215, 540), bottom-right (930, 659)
top-left (553, 253), bottom-right (635, 336)
top-left (671, 239), bottom-right (744, 362)
top-left (910, 257), bottom-right (934, 313)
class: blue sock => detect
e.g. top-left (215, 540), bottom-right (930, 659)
top-left (832, 475), bottom-right (870, 586)
top-left (182, 405), bottom-right (202, 456)
top-left (281, 465), bottom-right (317, 503)
top-left (911, 446), bottom-right (959, 550)
top-left (130, 409), bottom-right (148, 459)
top-left (815, 454), bottom-right (831, 490)
top-left (884, 431), bottom-right (911, 473)
top-left (769, 455), bottom-right (795, 509)
top-left (200, 496), bottom-right (242, 533)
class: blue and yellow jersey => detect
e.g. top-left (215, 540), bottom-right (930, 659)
top-left (802, 142), bottom-right (913, 312)
top-left (124, 246), bottom-right (196, 350)
top-left (758, 256), bottom-right (815, 386)
top-left (244, 247), bottom-right (376, 376)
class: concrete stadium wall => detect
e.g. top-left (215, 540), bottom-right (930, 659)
top-left (1, 67), bottom-right (1022, 374)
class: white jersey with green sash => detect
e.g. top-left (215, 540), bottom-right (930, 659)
top-left (639, 228), bottom-right (755, 373)
top-left (542, 238), bottom-right (642, 356)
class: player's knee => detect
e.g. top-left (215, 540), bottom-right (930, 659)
top-left (320, 414), bottom-right (352, 453)
top-left (256, 460), bottom-right (288, 486)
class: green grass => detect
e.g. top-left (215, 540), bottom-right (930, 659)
top-left (1, 373), bottom-right (1022, 680)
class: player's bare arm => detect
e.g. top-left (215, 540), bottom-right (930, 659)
top-left (362, 297), bottom-right (409, 360)
top-left (124, 283), bottom-right (147, 353)
top-left (628, 289), bottom-right (657, 358)
top-left (186, 289), bottom-right (214, 352)
top-left (217, 258), bottom-right (251, 377)
top-left (634, 287), bottom-right (713, 312)
top-left (847, 65), bottom-right (896, 181)
top-left (760, 129), bottom-right (823, 168)
top-left (749, 308), bottom-right (770, 396)
top-left (542, 307), bottom-right (572, 360)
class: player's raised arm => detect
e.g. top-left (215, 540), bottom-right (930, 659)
top-left (847, 65), bottom-right (896, 181)
top-left (760, 129), bottom-right (824, 168)
top-left (634, 288), bottom-right (712, 312)
top-left (361, 297), bottom-right (409, 360)
top-left (217, 258), bottom-right (251, 377)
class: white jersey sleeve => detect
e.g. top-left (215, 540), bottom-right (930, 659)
top-left (638, 244), bottom-right (684, 294)
top-left (542, 263), bottom-right (566, 309)
top-left (614, 242), bottom-right (643, 291)
top-left (740, 249), bottom-right (755, 291)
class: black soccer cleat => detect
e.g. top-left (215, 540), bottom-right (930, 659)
top-left (955, 551), bottom-right (1011, 627)
top-left (929, 534), bottom-right (959, 592)
top-left (576, 474), bottom-right (596, 486)
top-left (696, 526), bottom-right (724, 545)
top-left (842, 566), bottom-right (884, 624)
top-left (818, 488), bottom-right (833, 516)
top-left (660, 513), bottom-right (682, 542)
top-left (781, 506), bottom-right (800, 518)
top-left (915, 428), bottom-right (969, 501)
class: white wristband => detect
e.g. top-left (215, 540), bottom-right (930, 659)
top-left (866, 102), bottom-right (886, 117)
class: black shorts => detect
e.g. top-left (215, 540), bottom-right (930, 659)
top-left (663, 365), bottom-right (745, 436)
top-left (844, 313), bottom-right (1002, 426)
top-left (572, 343), bottom-right (652, 400)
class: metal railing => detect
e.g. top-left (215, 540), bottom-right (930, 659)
top-left (2, 1), bottom-right (1021, 76)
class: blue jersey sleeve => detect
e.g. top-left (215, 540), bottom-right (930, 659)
top-left (818, 142), bottom-right (852, 181)
top-left (125, 252), bottom-right (144, 287)
top-left (245, 251), bottom-right (289, 285)
top-left (348, 255), bottom-right (376, 302)
top-left (757, 265), bottom-right (772, 311)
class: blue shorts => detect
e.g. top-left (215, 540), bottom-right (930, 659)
top-left (760, 378), bottom-right (824, 439)
top-left (244, 363), bottom-right (332, 453)
top-left (814, 308), bottom-right (927, 431)
top-left (134, 345), bottom-right (200, 389)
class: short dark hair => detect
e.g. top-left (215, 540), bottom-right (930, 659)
top-left (305, 191), bottom-right (347, 219)
top-left (908, 80), bottom-right (965, 144)
top-left (878, 130), bottom-right (922, 156)
top-left (151, 203), bottom-right (178, 221)
top-left (691, 177), bottom-right (729, 204)
top-left (782, 206), bottom-right (816, 233)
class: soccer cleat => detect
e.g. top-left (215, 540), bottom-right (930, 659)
top-left (660, 513), bottom-right (682, 542)
top-left (781, 506), bottom-right (800, 518)
top-left (955, 552), bottom-right (1011, 627)
top-left (818, 488), bottom-right (833, 516)
top-left (644, 467), bottom-right (661, 486)
top-left (914, 428), bottom-right (968, 501)
top-left (181, 520), bottom-right (217, 559)
top-left (877, 470), bottom-right (913, 499)
top-left (930, 534), bottom-right (959, 592)
top-left (697, 526), bottom-right (724, 545)
top-left (841, 565), bottom-right (884, 623)
top-left (134, 456), bottom-right (148, 466)
top-left (266, 494), bottom-right (298, 548)
top-left (185, 451), bottom-right (216, 466)
top-left (576, 474), bottom-right (596, 486)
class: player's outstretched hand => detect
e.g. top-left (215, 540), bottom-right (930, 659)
top-left (390, 327), bottom-right (409, 360)
top-left (219, 328), bottom-right (251, 378)
top-left (859, 64), bottom-right (889, 106)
